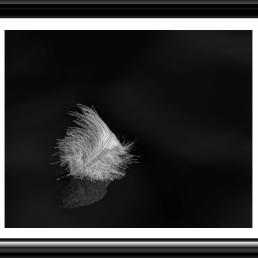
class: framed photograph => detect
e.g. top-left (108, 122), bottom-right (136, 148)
top-left (1, 0), bottom-right (258, 254)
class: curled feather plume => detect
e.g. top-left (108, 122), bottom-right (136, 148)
top-left (56, 105), bottom-right (134, 207)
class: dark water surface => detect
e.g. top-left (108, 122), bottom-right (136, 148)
top-left (5, 31), bottom-right (252, 227)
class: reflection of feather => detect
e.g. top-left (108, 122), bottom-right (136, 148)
top-left (56, 105), bottom-right (134, 207)
top-left (62, 178), bottom-right (110, 208)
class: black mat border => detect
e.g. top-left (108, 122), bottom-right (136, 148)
top-left (0, 239), bottom-right (258, 253)
top-left (0, 3), bottom-right (257, 17)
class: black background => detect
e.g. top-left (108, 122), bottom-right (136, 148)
top-left (5, 30), bottom-right (252, 228)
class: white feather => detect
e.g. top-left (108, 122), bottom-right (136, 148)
top-left (56, 105), bottom-right (134, 182)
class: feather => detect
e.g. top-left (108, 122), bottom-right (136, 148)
top-left (55, 105), bottom-right (134, 207)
